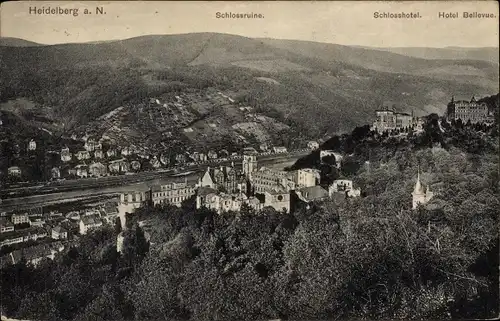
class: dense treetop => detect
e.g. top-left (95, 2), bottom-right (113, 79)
top-left (1, 117), bottom-right (498, 321)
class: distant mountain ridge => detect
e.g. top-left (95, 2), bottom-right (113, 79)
top-left (358, 46), bottom-right (499, 64)
top-left (0, 33), bottom-right (498, 145)
top-left (0, 37), bottom-right (42, 47)
top-left (2, 34), bottom-right (497, 63)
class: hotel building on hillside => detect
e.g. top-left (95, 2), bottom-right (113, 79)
top-left (372, 107), bottom-right (415, 132)
top-left (446, 96), bottom-right (492, 124)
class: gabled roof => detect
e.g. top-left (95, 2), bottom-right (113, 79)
top-left (0, 217), bottom-right (13, 227)
top-left (89, 162), bottom-right (106, 168)
top-left (103, 204), bottom-right (119, 215)
top-left (52, 225), bottom-right (67, 234)
top-left (109, 158), bottom-right (127, 164)
top-left (296, 186), bottom-right (329, 202)
top-left (81, 214), bottom-right (102, 226)
top-left (10, 243), bottom-right (56, 264)
top-left (265, 186), bottom-right (288, 195)
top-left (197, 186), bottom-right (218, 197)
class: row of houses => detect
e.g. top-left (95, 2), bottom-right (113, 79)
top-left (0, 216), bottom-right (72, 247)
top-left (0, 201), bottom-right (120, 248)
top-left (0, 241), bottom-right (67, 267)
top-left (6, 158), bottom-right (138, 179)
top-left (59, 203), bottom-right (119, 235)
top-left (7, 140), bottom-right (295, 181)
top-left (60, 144), bottom-right (143, 163)
top-left (0, 227), bottom-right (49, 247)
top-left (0, 212), bottom-right (56, 232)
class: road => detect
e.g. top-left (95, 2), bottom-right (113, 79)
top-left (0, 151), bottom-right (307, 212)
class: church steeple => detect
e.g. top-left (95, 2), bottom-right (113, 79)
top-left (412, 166), bottom-right (434, 210)
top-left (413, 166), bottom-right (424, 195)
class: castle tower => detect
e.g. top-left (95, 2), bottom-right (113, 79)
top-left (412, 168), bottom-right (433, 209)
top-left (242, 154), bottom-right (257, 178)
top-left (117, 232), bottom-right (125, 253)
top-left (412, 177), bottom-right (425, 209)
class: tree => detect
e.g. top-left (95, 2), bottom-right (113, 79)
top-left (120, 224), bottom-right (150, 269)
top-left (341, 157), bottom-right (361, 177)
top-left (322, 154), bottom-right (336, 166)
top-left (114, 216), bottom-right (122, 235)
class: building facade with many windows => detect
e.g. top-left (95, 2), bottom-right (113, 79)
top-left (446, 96), bottom-right (490, 124)
top-left (151, 182), bottom-right (196, 207)
top-left (372, 108), bottom-right (415, 132)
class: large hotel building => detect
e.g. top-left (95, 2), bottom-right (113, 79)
top-left (371, 102), bottom-right (417, 132)
top-left (446, 96), bottom-right (491, 124)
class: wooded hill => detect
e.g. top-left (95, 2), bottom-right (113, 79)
top-left (1, 33), bottom-right (498, 139)
top-left (0, 115), bottom-right (498, 321)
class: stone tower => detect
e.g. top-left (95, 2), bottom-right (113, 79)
top-left (242, 154), bottom-right (257, 178)
top-left (412, 168), bottom-right (434, 209)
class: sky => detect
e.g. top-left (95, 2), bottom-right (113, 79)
top-left (1, 1), bottom-right (499, 48)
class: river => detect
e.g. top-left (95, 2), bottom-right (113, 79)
top-left (0, 154), bottom-right (302, 212)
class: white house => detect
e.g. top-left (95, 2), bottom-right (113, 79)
top-left (75, 165), bottom-right (88, 178)
top-left (290, 168), bottom-right (320, 188)
top-left (272, 146), bottom-right (288, 154)
top-left (84, 139), bottom-right (101, 152)
top-left (329, 179), bottom-right (361, 198)
top-left (11, 213), bottom-right (30, 225)
top-left (75, 150), bottom-right (91, 161)
top-left (89, 162), bottom-right (107, 177)
top-left (94, 148), bottom-right (104, 159)
top-left (121, 147), bottom-right (132, 156)
top-left (79, 215), bottom-right (103, 235)
top-left (51, 167), bottom-right (61, 180)
top-left (130, 160), bottom-right (141, 171)
top-left (307, 141), bottom-right (319, 150)
top-left (28, 139), bottom-right (37, 151)
top-left (8, 166), bottom-right (21, 177)
top-left (51, 226), bottom-right (68, 240)
top-left (150, 156), bottom-right (162, 169)
top-left (61, 147), bottom-right (72, 162)
top-left (0, 218), bottom-right (14, 233)
top-left (106, 148), bottom-right (117, 157)
top-left (160, 154), bottom-right (170, 166)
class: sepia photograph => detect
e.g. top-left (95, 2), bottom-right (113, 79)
top-left (0, 1), bottom-right (498, 320)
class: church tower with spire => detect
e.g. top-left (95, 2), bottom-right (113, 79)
top-left (412, 167), bottom-right (434, 209)
top-left (242, 154), bottom-right (257, 178)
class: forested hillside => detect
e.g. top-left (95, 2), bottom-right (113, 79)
top-left (1, 33), bottom-right (498, 137)
top-left (1, 115), bottom-right (498, 321)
